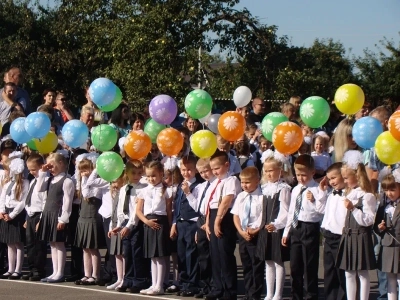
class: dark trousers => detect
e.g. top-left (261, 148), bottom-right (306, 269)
top-left (69, 204), bottom-right (83, 277)
top-left (0, 242), bottom-right (6, 270)
top-left (209, 209), bottom-right (237, 299)
top-left (26, 212), bottom-right (47, 276)
top-left (238, 235), bottom-right (264, 299)
top-left (102, 217), bottom-right (116, 281)
top-left (176, 220), bottom-right (199, 291)
top-left (122, 223), bottom-right (150, 289)
top-left (322, 229), bottom-right (346, 300)
top-left (290, 221), bottom-right (320, 300)
top-left (196, 218), bottom-right (212, 294)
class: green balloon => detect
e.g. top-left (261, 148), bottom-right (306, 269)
top-left (261, 112), bottom-right (288, 141)
top-left (184, 89), bottom-right (213, 119)
top-left (27, 139), bottom-right (37, 151)
top-left (91, 124), bottom-right (118, 151)
top-left (96, 151), bottom-right (124, 182)
top-left (99, 86), bottom-right (122, 112)
top-left (300, 96), bottom-right (330, 128)
top-left (144, 118), bottom-right (166, 143)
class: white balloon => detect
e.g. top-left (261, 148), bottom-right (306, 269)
top-left (233, 86), bottom-right (252, 108)
top-left (199, 111), bottom-right (211, 124)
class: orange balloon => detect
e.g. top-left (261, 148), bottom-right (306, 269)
top-left (124, 130), bottom-right (152, 159)
top-left (388, 111), bottom-right (400, 141)
top-left (217, 111), bottom-right (246, 142)
top-left (157, 128), bottom-right (184, 157)
top-left (272, 122), bottom-right (303, 155)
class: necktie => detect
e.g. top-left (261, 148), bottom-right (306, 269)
top-left (6, 180), bottom-right (15, 196)
top-left (241, 195), bottom-right (252, 230)
top-left (25, 179), bottom-right (37, 207)
top-left (292, 186), bottom-right (307, 228)
top-left (123, 185), bottom-right (133, 215)
top-left (205, 179), bottom-right (222, 216)
top-left (197, 181), bottom-right (211, 213)
top-left (333, 189), bottom-right (343, 196)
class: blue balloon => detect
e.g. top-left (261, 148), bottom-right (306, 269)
top-left (352, 116), bottom-right (383, 149)
top-left (24, 112), bottom-right (51, 139)
top-left (88, 78), bottom-right (117, 107)
top-left (61, 120), bottom-right (89, 148)
top-left (10, 117), bottom-right (32, 144)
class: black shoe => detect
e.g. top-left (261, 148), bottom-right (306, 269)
top-left (9, 272), bottom-right (22, 280)
top-left (94, 278), bottom-right (106, 286)
top-left (194, 292), bottom-right (204, 299)
top-left (65, 275), bottom-right (82, 282)
top-left (127, 286), bottom-right (141, 293)
top-left (204, 294), bottom-right (222, 300)
top-left (29, 275), bottom-right (42, 282)
top-left (22, 274), bottom-right (32, 281)
top-left (182, 291), bottom-right (196, 297)
top-left (116, 286), bottom-right (127, 292)
top-left (74, 276), bottom-right (89, 285)
top-left (166, 285), bottom-right (180, 293)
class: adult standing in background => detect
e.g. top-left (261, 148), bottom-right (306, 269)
top-left (54, 92), bottom-right (74, 127)
top-left (0, 82), bottom-right (18, 125)
top-left (82, 88), bottom-right (108, 126)
top-left (289, 96), bottom-right (302, 122)
top-left (247, 97), bottom-right (266, 125)
top-left (2, 67), bottom-right (31, 114)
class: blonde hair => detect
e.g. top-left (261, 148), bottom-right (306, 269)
top-left (47, 153), bottom-right (67, 170)
top-left (333, 118), bottom-right (355, 163)
top-left (312, 135), bottom-right (328, 152)
top-left (261, 157), bottom-right (294, 185)
top-left (77, 158), bottom-right (94, 201)
top-left (342, 164), bottom-right (374, 195)
top-left (3, 158), bottom-right (24, 201)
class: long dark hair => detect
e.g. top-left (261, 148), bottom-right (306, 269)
top-left (110, 103), bottom-right (129, 127)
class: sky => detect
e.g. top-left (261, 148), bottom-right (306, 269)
top-left (235, 0), bottom-right (400, 57)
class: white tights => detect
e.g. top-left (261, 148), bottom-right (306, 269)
top-left (265, 260), bottom-right (285, 300)
top-left (115, 255), bottom-right (125, 285)
top-left (6, 242), bottom-right (24, 274)
top-left (345, 270), bottom-right (370, 300)
top-left (49, 242), bottom-right (66, 280)
top-left (83, 248), bottom-right (101, 280)
top-left (387, 273), bottom-right (400, 300)
top-left (151, 257), bottom-right (168, 290)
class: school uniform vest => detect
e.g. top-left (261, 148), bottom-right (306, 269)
top-left (382, 204), bottom-right (400, 247)
top-left (175, 181), bottom-right (200, 221)
top-left (43, 175), bottom-right (66, 214)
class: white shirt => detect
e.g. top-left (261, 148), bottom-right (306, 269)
top-left (208, 175), bottom-right (242, 209)
top-left (0, 179), bottom-right (29, 219)
top-left (283, 180), bottom-right (326, 237)
top-left (173, 177), bottom-right (198, 224)
top-left (187, 177), bottom-right (217, 216)
top-left (99, 191), bottom-right (113, 219)
top-left (321, 189), bottom-right (347, 235)
top-left (261, 180), bottom-right (292, 230)
top-left (345, 187), bottom-right (377, 227)
top-left (37, 171), bottom-right (75, 224)
top-left (117, 182), bottom-right (147, 229)
top-left (138, 183), bottom-right (173, 216)
top-left (228, 153), bottom-right (242, 176)
top-left (311, 151), bottom-right (332, 172)
top-left (82, 169), bottom-right (110, 218)
top-left (25, 177), bottom-right (47, 217)
top-left (231, 188), bottom-right (263, 229)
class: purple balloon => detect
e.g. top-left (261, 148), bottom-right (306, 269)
top-left (149, 95), bottom-right (177, 125)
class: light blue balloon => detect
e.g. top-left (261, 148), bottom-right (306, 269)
top-left (24, 112), bottom-right (51, 139)
top-left (352, 116), bottom-right (383, 149)
top-left (61, 120), bottom-right (89, 148)
top-left (88, 78), bottom-right (117, 107)
top-left (10, 117), bottom-right (32, 144)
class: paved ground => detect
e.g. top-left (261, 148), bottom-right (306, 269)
top-left (0, 246), bottom-right (381, 299)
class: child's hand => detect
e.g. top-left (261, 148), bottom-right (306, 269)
top-left (0, 213), bottom-right (4, 220)
top-left (378, 220), bottom-right (386, 232)
top-left (282, 237), bottom-right (289, 247)
top-left (120, 227), bottom-right (130, 239)
top-left (306, 191), bottom-right (315, 202)
top-left (57, 222), bottom-right (65, 230)
top-left (214, 222), bottom-right (223, 238)
top-left (195, 232), bottom-right (198, 244)
top-left (266, 223), bottom-right (276, 232)
top-left (35, 221), bottom-right (40, 232)
top-left (247, 227), bottom-right (258, 237)
top-left (3, 214), bottom-right (11, 222)
top-left (344, 199), bottom-right (354, 210)
top-left (240, 230), bottom-right (251, 241)
top-left (170, 224), bottom-right (178, 240)
top-left (205, 224), bottom-right (211, 241)
top-left (23, 221), bottom-right (27, 229)
top-left (80, 171), bottom-right (90, 177)
top-left (181, 181), bottom-right (190, 195)
top-left (319, 176), bottom-right (328, 191)
top-left (41, 163), bottom-right (52, 172)
top-left (146, 219), bottom-right (160, 230)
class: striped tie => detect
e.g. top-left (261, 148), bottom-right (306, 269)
top-left (292, 186), bottom-right (307, 228)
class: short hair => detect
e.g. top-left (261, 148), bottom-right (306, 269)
top-left (47, 153), bottom-right (67, 167)
top-left (9, 110), bottom-right (25, 123)
top-left (196, 158), bottom-right (211, 169)
top-left (131, 112), bottom-right (145, 123)
top-left (26, 153), bottom-right (45, 165)
top-left (294, 154), bottom-right (315, 170)
top-left (381, 174), bottom-right (398, 190)
top-left (210, 149), bottom-right (229, 165)
top-left (4, 82), bottom-right (17, 89)
top-left (326, 162), bottom-right (343, 174)
top-left (259, 136), bottom-right (268, 144)
top-left (369, 105), bottom-right (391, 122)
top-left (126, 159), bottom-right (143, 172)
top-left (177, 126), bottom-right (190, 137)
top-left (42, 88), bottom-right (56, 97)
top-left (81, 106), bottom-right (94, 117)
top-left (240, 166), bottom-right (260, 180)
top-left (289, 96), bottom-right (302, 103)
top-left (235, 141), bottom-right (250, 156)
top-left (246, 124), bottom-right (258, 131)
top-left (281, 102), bottom-right (295, 112)
top-left (180, 155), bottom-right (197, 168)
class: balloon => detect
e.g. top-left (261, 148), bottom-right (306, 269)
top-left (334, 84), bottom-right (365, 115)
top-left (207, 114), bottom-right (221, 134)
top-left (91, 124), bottom-right (118, 151)
top-left (24, 112), bottom-right (51, 139)
top-left (352, 117), bottom-right (383, 149)
top-left (10, 117), bottom-right (31, 144)
top-left (375, 131), bottom-right (400, 165)
top-left (233, 86), bottom-right (252, 108)
top-left (124, 130), bottom-right (152, 159)
top-left (388, 111), bottom-right (400, 141)
top-left (27, 139), bottom-right (37, 150)
top-left (272, 122), bottom-right (303, 155)
top-left (144, 118), bottom-right (166, 143)
top-left (217, 111), bottom-right (246, 142)
top-left (199, 111), bottom-right (211, 124)
top-left (34, 131), bottom-right (58, 154)
top-left (96, 151), bottom-right (124, 182)
top-left (99, 86), bottom-right (122, 112)
top-left (149, 94), bottom-right (177, 125)
top-left (61, 120), bottom-right (89, 148)
top-left (88, 78), bottom-right (117, 107)
top-left (191, 130), bottom-right (217, 158)
top-left (184, 89), bottom-right (213, 119)
top-left (300, 96), bottom-right (330, 128)
top-left (261, 112), bottom-right (288, 142)
top-left (157, 128), bottom-right (184, 156)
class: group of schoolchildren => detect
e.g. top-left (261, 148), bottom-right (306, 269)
top-left (1, 107), bottom-right (400, 300)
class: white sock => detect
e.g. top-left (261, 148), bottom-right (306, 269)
top-left (90, 249), bottom-right (101, 279)
top-left (265, 261), bottom-right (276, 300)
top-left (358, 270), bottom-right (370, 300)
top-left (115, 255), bottom-right (124, 282)
top-left (14, 242), bottom-right (24, 273)
top-left (345, 270), bottom-right (357, 300)
top-left (83, 249), bottom-right (92, 278)
top-left (49, 243), bottom-right (58, 279)
top-left (387, 273), bottom-right (398, 300)
top-left (151, 258), bottom-right (157, 289)
top-left (54, 242), bottom-right (66, 279)
top-left (273, 262), bottom-right (285, 300)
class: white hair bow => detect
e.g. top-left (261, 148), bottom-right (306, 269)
top-left (9, 151), bottom-right (23, 159)
top-left (9, 158), bottom-right (25, 177)
top-left (342, 150), bottom-right (364, 170)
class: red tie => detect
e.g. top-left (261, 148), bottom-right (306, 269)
top-left (205, 179), bottom-right (222, 217)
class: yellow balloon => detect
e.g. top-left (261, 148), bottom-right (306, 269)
top-left (34, 131), bottom-right (58, 154)
top-left (190, 130), bottom-right (217, 158)
top-left (375, 131), bottom-right (400, 165)
top-left (334, 84), bottom-right (365, 115)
